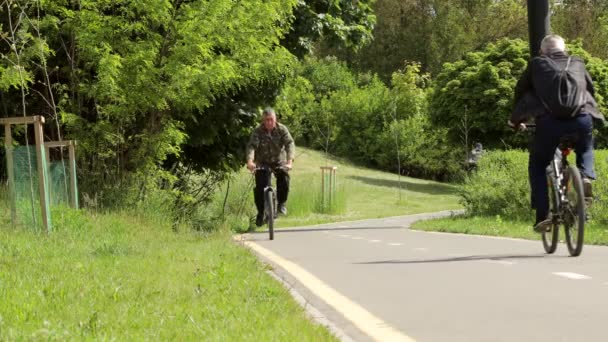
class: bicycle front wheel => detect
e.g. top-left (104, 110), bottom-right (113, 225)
top-left (543, 176), bottom-right (559, 254)
top-left (563, 166), bottom-right (585, 256)
top-left (265, 189), bottom-right (275, 240)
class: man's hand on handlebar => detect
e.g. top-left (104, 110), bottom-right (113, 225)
top-left (247, 160), bottom-right (256, 172)
top-left (507, 120), bottom-right (527, 132)
top-left (285, 160), bottom-right (293, 171)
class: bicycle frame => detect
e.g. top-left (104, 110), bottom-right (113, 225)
top-left (548, 147), bottom-right (573, 222)
top-left (515, 122), bottom-right (586, 256)
top-left (255, 166), bottom-right (280, 240)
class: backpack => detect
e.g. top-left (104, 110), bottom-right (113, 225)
top-left (539, 57), bottom-right (586, 119)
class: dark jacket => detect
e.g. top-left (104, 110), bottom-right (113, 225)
top-left (511, 51), bottom-right (605, 124)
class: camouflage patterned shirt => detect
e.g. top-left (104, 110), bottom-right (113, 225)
top-left (246, 123), bottom-right (295, 165)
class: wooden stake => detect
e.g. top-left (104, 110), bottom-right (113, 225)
top-left (68, 143), bottom-right (78, 209)
top-left (4, 124), bottom-right (16, 225)
top-left (33, 119), bottom-right (51, 233)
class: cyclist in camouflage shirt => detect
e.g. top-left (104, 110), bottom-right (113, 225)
top-left (246, 107), bottom-right (295, 227)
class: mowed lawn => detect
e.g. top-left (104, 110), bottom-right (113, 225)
top-left (0, 204), bottom-right (337, 340)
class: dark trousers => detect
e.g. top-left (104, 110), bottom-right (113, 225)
top-left (254, 165), bottom-right (290, 215)
top-left (529, 114), bottom-right (595, 223)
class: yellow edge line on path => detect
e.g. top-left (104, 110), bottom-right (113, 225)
top-left (242, 239), bottom-right (416, 342)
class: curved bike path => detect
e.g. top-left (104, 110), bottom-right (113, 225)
top-left (237, 210), bottom-right (608, 342)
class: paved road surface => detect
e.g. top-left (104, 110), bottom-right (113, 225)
top-left (240, 211), bottom-right (608, 342)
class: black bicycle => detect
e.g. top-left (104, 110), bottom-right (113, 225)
top-left (254, 165), bottom-right (286, 240)
top-left (520, 123), bottom-right (587, 256)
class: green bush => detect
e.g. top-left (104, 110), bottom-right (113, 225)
top-left (276, 56), bottom-right (393, 165)
top-left (462, 149), bottom-right (608, 225)
top-left (374, 64), bottom-right (466, 181)
top-left (461, 150), bottom-right (531, 220)
top-left (377, 114), bottom-right (465, 182)
top-left (277, 59), bottom-right (467, 181)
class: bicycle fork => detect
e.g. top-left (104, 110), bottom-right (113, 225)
top-left (548, 158), bottom-right (567, 222)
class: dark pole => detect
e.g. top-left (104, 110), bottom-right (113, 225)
top-left (527, 0), bottom-right (550, 57)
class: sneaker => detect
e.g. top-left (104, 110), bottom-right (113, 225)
top-left (278, 203), bottom-right (287, 216)
top-left (533, 219), bottom-right (552, 233)
top-left (583, 177), bottom-right (593, 199)
top-left (255, 213), bottom-right (264, 227)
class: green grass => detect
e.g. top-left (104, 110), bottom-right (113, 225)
top-left (214, 147), bottom-right (462, 230)
top-left (412, 216), bottom-right (608, 245)
top-left (0, 199), bottom-right (337, 340)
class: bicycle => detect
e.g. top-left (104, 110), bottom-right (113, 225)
top-left (519, 123), bottom-right (587, 257)
top-left (254, 165), bottom-right (288, 240)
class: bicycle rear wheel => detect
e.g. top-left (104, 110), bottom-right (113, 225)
top-left (542, 176), bottom-right (559, 254)
top-left (265, 189), bottom-right (275, 240)
top-left (563, 166), bottom-right (585, 256)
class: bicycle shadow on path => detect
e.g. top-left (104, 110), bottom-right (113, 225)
top-left (347, 175), bottom-right (458, 195)
top-left (354, 253), bottom-right (567, 265)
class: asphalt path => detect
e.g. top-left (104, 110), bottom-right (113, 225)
top-left (239, 211), bottom-right (608, 342)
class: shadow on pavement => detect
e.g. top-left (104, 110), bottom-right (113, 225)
top-left (354, 253), bottom-right (566, 265)
top-left (248, 225), bottom-right (406, 235)
top-left (347, 175), bottom-right (458, 195)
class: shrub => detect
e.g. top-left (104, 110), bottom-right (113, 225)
top-left (460, 150), bottom-right (532, 220)
top-left (462, 149), bottom-right (608, 226)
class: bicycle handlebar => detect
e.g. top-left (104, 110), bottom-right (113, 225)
top-left (507, 120), bottom-right (535, 131)
top-left (252, 165), bottom-right (291, 172)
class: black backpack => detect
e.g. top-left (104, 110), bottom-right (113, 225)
top-left (539, 57), bottom-right (586, 119)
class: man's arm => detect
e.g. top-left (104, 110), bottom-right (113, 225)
top-left (246, 131), bottom-right (258, 171)
top-left (282, 127), bottom-right (295, 169)
top-left (585, 70), bottom-right (596, 96)
top-left (514, 62), bottom-right (533, 105)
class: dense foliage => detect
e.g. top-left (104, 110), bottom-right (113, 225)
top-left (283, 0), bottom-right (376, 58)
top-left (429, 38), bottom-right (608, 150)
top-left (277, 57), bottom-right (464, 181)
top-left (321, 0), bottom-right (528, 79)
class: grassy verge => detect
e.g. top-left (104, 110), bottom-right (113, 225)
top-left (412, 215), bottom-right (608, 245)
top-left (214, 147), bottom-right (462, 230)
top-left (0, 205), bottom-right (337, 340)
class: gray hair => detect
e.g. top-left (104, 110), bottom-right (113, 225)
top-left (262, 107), bottom-right (276, 118)
top-left (540, 35), bottom-right (566, 55)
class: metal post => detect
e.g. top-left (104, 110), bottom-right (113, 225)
top-left (4, 124), bottom-right (16, 225)
top-left (527, 0), bottom-right (550, 57)
top-left (33, 117), bottom-right (52, 233)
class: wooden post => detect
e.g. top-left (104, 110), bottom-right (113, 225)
top-left (0, 116), bottom-right (54, 231)
top-left (321, 167), bottom-right (325, 208)
top-left (4, 124), bottom-right (16, 225)
top-left (320, 166), bottom-right (337, 211)
top-left (68, 142), bottom-right (78, 209)
top-left (33, 116), bottom-right (52, 233)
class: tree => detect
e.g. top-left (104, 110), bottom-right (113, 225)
top-left (281, 0), bottom-right (376, 58)
top-left (322, 0), bottom-right (528, 80)
top-left (0, 0), bottom-right (298, 206)
top-left (552, 0), bottom-right (608, 60)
